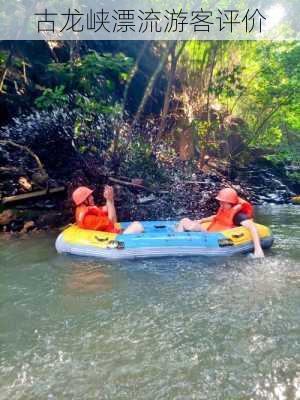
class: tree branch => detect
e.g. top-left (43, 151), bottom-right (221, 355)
top-left (0, 140), bottom-right (45, 173)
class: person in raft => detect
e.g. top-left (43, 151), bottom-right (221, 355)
top-left (176, 187), bottom-right (265, 258)
top-left (72, 185), bottom-right (143, 234)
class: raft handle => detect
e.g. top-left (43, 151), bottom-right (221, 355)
top-left (107, 240), bottom-right (125, 250)
top-left (232, 233), bottom-right (245, 239)
top-left (218, 238), bottom-right (234, 247)
top-left (95, 236), bottom-right (109, 242)
top-left (154, 225), bottom-right (166, 229)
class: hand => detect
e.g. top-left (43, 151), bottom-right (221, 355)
top-left (20, 220), bottom-right (35, 234)
top-left (253, 248), bottom-right (265, 258)
top-left (103, 185), bottom-right (114, 202)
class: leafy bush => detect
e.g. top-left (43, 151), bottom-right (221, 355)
top-left (119, 139), bottom-right (166, 184)
top-left (265, 148), bottom-right (300, 166)
top-left (45, 51), bottom-right (133, 106)
top-left (35, 86), bottom-right (68, 110)
top-left (33, 51), bottom-right (133, 157)
top-left (287, 170), bottom-right (300, 183)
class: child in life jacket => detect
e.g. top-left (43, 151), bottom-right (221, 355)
top-left (72, 185), bottom-right (144, 234)
top-left (176, 188), bottom-right (265, 258)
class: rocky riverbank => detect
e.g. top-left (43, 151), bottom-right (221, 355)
top-left (0, 158), bottom-right (297, 235)
top-left (0, 111), bottom-right (298, 235)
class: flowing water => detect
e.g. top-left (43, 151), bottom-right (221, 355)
top-left (0, 205), bottom-right (299, 400)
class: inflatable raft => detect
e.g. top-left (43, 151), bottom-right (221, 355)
top-left (55, 221), bottom-right (273, 260)
top-left (291, 196), bottom-right (300, 205)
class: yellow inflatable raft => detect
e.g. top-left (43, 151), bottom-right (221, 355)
top-left (55, 220), bottom-right (273, 260)
top-left (291, 196), bottom-right (300, 205)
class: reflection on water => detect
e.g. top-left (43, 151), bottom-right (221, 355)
top-left (64, 262), bottom-right (112, 295)
top-left (0, 205), bottom-right (299, 400)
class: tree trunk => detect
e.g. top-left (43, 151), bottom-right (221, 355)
top-left (0, 51), bottom-right (12, 93)
top-left (123, 41), bottom-right (150, 112)
top-left (251, 92), bottom-right (294, 142)
top-left (131, 42), bottom-right (172, 129)
top-left (199, 43), bottom-right (219, 169)
top-left (111, 42), bottom-right (151, 161)
top-left (157, 41), bottom-right (186, 142)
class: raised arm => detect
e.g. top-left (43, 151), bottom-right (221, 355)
top-left (103, 185), bottom-right (117, 224)
top-left (198, 215), bottom-right (216, 224)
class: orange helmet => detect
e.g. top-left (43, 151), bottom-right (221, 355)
top-left (216, 188), bottom-right (239, 204)
top-left (72, 186), bottom-right (94, 206)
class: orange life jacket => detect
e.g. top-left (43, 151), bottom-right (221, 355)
top-left (75, 205), bottom-right (121, 233)
top-left (207, 197), bottom-right (253, 232)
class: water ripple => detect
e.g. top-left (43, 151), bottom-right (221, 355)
top-left (0, 206), bottom-right (300, 399)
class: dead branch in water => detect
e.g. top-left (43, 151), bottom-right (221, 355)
top-left (1, 186), bottom-right (65, 204)
top-left (0, 140), bottom-right (45, 173)
top-left (108, 177), bottom-right (155, 193)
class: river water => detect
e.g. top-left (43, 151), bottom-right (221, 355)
top-left (0, 205), bottom-right (299, 400)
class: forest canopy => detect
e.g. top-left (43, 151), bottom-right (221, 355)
top-left (0, 40), bottom-right (299, 179)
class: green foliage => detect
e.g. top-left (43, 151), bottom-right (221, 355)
top-left (47, 51), bottom-right (133, 100)
top-left (73, 100), bottom-right (123, 146)
top-left (192, 119), bottom-right (219, 154)
top-left (74, 95), bottom-right (123, 118)
top-left (239, 42), bottom-right (300, 143)
top-left (251, 126), bottom-right (283, 148)
top-left (35, 51), bottom-right (133, 115)
top-left (2, 40), bottom-right (300, 171)
top-left (210, 65), bottom-right (245, 98)
top-left (35, 86), bottom-right (68, 110)
top-left (0, 51), bottom-right (7, 65)
top-left (179, 41), bottom-right (300, 166)
top-left (192, 119), bottom-right (209, 139)
top-left (287, 170), bottom-right (300, 183)
top-left (284, 105), bottom-right (300, 131)
top-left (33, 51), bottom-right (134, 153)
top-left (120, 139), bottom-right (166, 184)
top-left (265, 147), bottom-right (300, 166)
